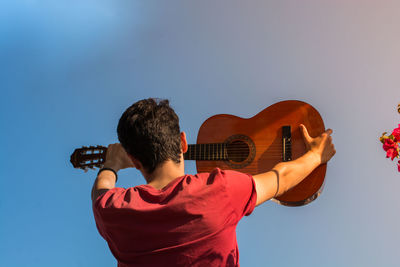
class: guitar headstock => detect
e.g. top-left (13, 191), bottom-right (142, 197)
top-left (70, 145), bottom-right (107, 172)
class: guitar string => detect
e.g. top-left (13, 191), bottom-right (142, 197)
top-left (84, 144), bottom-right (293, 152)
top-left (82, 149), bottom-right (293, 161)
top-left (187, 148), bottom-right (292, 155)
top-left (189, 153), bottom-right (290, 157)
top-left (187, 150), bottom-right (291, 153)
top-left (80, 153), bottom-right (292, 158)
top-left (187, 149), bottom-right (291, 153)
top-left (190, 167), bottom-right (312, 174)
top-left (82, 152), bottom-right (291, 159)
top-left (189, 146), bottom-right (291, 150)
top-left (187, 156), bottom-right (287, 160)
top-left (187, 145), bottom-right (292, 151)
top-left (187, 147), bottom-right (293, 157)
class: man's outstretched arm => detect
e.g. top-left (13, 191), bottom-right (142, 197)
top-left (91, 170), bottom-right (117, 203)
top-left (253, 124), bottom-right (336, 206)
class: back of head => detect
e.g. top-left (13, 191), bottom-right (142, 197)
top-left (117, 98), bottom-right (181, 174)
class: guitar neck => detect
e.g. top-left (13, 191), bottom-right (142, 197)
top-left (184, 143), bottom-right (227, 161)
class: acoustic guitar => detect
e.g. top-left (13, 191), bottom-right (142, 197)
top-left (71, 100), bottom-right (327, 207)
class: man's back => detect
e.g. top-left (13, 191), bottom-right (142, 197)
top-left (91, 98), bottom-right (335, 266)
top-left (93, 168), bottom-right (257, 267)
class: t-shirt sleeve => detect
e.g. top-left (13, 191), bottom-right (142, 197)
top-left (92, 187), bottom-right (127, 239)
top-left (93, 187), bottom-right (126, 209)
top-left (221, 169), bottom-right (257, 218)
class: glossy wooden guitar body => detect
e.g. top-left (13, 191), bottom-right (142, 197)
top-left (193, 100), bottom-right (326, 206)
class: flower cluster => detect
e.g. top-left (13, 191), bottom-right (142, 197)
top-left (380, 123), bottom-right (400, 172)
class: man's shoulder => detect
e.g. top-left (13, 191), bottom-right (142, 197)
top-left (191, 168), bottom-right (251, 186)
top-left (194, 168), bottom-right (249, 178)
top-left (92, 187), bottom-right (129, 208)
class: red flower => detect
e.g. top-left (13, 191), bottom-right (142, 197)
top-left (383, 138), bottom-right (399, 160)
top-left (392, 124), bottom-right (400, 141)
top-left (398, 160), bottom-right (400, 172)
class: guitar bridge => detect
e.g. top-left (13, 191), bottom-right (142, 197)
top-left (282, 126), bottom-right (292, 162)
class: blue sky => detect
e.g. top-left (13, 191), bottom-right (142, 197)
top-left (1, 1), bottom-right (400, 266)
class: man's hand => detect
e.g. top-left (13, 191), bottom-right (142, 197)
top-left (91, 143), bottom-right (134, 202)
top-left (103, 143), bottom-right (135, 172)
top-left (300, 124), bottom-right (336, 164)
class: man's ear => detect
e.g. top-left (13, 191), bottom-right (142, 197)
top-left (128, 154), bottom-right (143, 170)
top-left (181, 131), bottom-right (188, 153)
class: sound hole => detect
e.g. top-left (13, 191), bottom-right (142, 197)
top-left (227, 140), bottom-right (250, 162)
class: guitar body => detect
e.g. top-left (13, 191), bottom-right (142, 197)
top-left (195, 100), bottom-right (326, 206)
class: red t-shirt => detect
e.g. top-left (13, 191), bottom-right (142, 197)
top-left (93, 168), bottom-right (257, 267)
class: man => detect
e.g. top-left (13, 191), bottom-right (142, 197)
top-left (92, 98), bottom-right (336, 267)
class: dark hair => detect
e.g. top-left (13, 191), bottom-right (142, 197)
top-left (117, 98), bottom-right (181, 173)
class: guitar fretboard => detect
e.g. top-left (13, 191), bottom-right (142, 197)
top-left (184, 143), bottom-right (227, 161)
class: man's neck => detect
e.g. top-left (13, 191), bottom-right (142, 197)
top-left (144, 158), bottom-right (185, 190)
